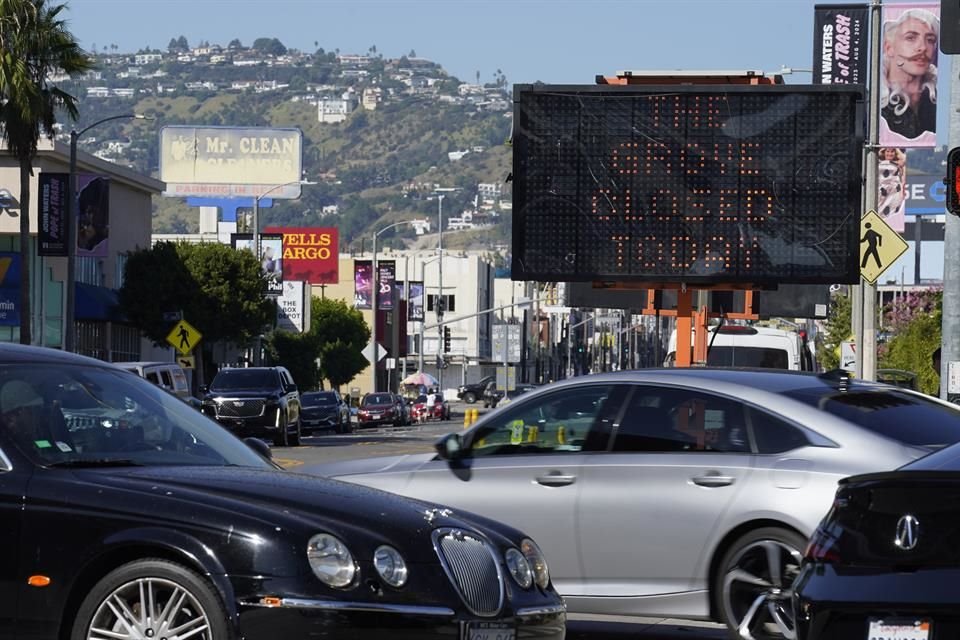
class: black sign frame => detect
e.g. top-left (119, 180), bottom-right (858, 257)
top-left (512, 83), bottom-right (865, 285)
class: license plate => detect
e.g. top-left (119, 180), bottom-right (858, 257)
top-left (868, 618), bottom-right (931, 640)
top-left (467, 622), bottom-right (515, 640)
top-left (370, 413), bottom-right (380, 419)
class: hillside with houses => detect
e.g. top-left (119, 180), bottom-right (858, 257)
top-left (53, 37), bottom-right (516, 250)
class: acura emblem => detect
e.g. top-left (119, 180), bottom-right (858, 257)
top-left (894, 514), bottom-right (920, 551)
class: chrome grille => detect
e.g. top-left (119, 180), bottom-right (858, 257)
top-left (432, 528), bottom-right (504, 617)
top-left (215, 399), bottom-right (266, 418)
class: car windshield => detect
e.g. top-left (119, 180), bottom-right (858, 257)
top-left (785, 386), bottom-right (960, 449)
top-left (363, 394), bottom-right (393, 406)
top-left (302, 391), bottom-right (337, 407)
top-left (0, 363), bottom-right (274, 469)
top-left (209, 369), bottom-right (277, 390)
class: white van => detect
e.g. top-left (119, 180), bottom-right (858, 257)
top-left (117, 361), bottom-right (191, 400)
top-left (664, 325), bottom-right (815, 371)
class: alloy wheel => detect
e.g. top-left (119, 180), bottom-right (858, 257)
top-left (721, 539), bottom-right (802, 640)
top-left (85, 576), bottom-right (212, 640)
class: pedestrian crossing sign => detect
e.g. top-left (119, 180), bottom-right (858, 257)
top-left (859, 210), bottom-right (908, 284)
top-left (166, 319), bottom-right (202, 355)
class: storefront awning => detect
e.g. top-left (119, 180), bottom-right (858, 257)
top-left (75, 282), bottom-right (124, 322)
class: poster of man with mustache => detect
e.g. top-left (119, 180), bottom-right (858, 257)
top-left (879, 3), bottom-right (939, 147)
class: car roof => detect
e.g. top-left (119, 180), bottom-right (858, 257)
top-left (116, 361), bottom-right (180, 369)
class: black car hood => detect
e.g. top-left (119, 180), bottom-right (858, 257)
top-left (60, 465), bottom-right (502, 561)
top-left (206, 390), bottom-right (279, 399)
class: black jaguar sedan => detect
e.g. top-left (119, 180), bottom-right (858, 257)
top-left (793, 441), bottom-right (960, 640)
top-left (0, 344), bottom-right (565, 640)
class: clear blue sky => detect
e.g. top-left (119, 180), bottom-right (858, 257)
top-left (65, 0), bottom-right (853, 84)
top-left (65, 0), bottom-right (952, 139)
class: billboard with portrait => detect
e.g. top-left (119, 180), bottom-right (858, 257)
top-left (76, 175), bottom-right (110, 258)
top-left (231, 233), bottom-right (283, 296)
top-left (408, 281), bottom-right (424, 321)
top-left (879, 3), bottom-right (940, 148)
top-left (878, 147), bottom-right (907, 232)
top-left (354, 260), bottom-right (372, 309)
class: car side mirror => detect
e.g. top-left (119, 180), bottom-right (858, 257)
top-left (244, 437), bottom-right (272, 460)
top-left (435, 432), bottom-right (464, 461)
top-left (286, 383), bottom-right (298, 393)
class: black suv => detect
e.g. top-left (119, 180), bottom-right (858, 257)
top-left (201, 366), bottom-right (301, 446)
top-left (457, 375), bottom-right (494, 404)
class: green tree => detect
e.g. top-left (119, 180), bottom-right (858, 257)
top-left (310, 297), bottom-right (369, 390)
top-left (817, 291), bottom-right (851, 371)
top-left (119, 241), bottom-right (274, 349)
top-left (879, 288), bottom-right (942, 394)
top-left (0, 0), bottom-right (92, 344)
top-left (265, 330), bottom-right (321, 390)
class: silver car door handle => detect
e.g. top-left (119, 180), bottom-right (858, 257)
top-left (692, 474), bottom-right (735, 487)
top-left (535, 473), bottom-right (577, 487)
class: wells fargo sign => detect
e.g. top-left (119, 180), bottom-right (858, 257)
top-left (264, 226), bottom-right (339, 285)
top-left (159, 126), bottom-right (303, 198)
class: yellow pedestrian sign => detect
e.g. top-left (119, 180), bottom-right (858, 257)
top-left (860, 210), bottom-right (908, 284)
top-left (166, 319), bottom-right (202, 355)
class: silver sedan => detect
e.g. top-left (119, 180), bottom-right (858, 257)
top-left (305, 369), bottom-right (960, 640)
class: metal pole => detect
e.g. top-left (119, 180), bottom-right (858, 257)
top-left (861, 0), bottom-right (881, 382)
top-left (371, 232), bottom-right (378, 393)
top-left (65, 131), bottom-right (78, 352)
top-left (942, 44), bottom-right (960, 400)
top-left (437, 194), bottom-right (444, 393)
top-left (251, 194), bottom-right (261, 366)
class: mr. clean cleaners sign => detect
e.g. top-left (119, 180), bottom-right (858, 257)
top-left (263, 227), bottom-right (339, 284)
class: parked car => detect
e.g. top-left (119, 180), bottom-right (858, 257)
top-left (308, 368), bottom-right (960, 640)
top-left (300, 390), bottom-right (352, 434)
top-left (200, 366), bottom-right (301, 447)
top-left (0, 343), bottom-right (565, 639)
top-left (793, 441), bottom-right (960, 640)
top-left (410, 394), bottom-right (451, 422)
top-left (665, 325), bottom-right (816, 371)
top-left (483, 382), bottom-right (539, 408)
top-left (357, 392), bottom-right (402, 427)
top-left (458, 375), bottom-right (495, 404)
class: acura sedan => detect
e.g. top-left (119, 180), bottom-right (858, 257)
top-left (794, 441), bottom-right (960, 640)
top-left (0, 344), bottom-right (565, 639)
top-left (306, 368), bottom-right (960, 640)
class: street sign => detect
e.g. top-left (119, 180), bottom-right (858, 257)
top-left (177, 355), bottom-right (196, 370)
top-left (162, 310), bottom-right (183, 322)
top-left (166, 319), bottom-right (202, 356)
top-left (859, 210), bottom-right (909, 284)
top-left (361, 342), bottom-right (387, 364)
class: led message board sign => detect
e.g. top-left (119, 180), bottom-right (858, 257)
top-left (512, 84), bottom-right (865, 284)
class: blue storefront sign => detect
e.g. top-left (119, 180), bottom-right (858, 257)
top-left (904, 174), bottom-right (947, 216)
top-left (0, 252), bottom-right (22, 326)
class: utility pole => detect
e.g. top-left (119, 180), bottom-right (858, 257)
top-left (942, 50), bottom-right (960, 399)
top-left (860, 0), bottom-right (881, 382)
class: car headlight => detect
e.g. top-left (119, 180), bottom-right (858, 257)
top-left (505, 547), bottom-right (533, 589)
top-left (373, 545), bottom-right (408, 587)
top-left (307, 533), bottom-right (356, 588)
top-left (521, 538), bottom-right (550, 589)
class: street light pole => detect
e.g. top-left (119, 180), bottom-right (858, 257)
top-left (371, 219), bottom-right (426, 393)
top-left (434, 188), bottom-right (456, 393)
top-left (65, 113), bottom-right (149, 353)
top-left (250, 179), bottom-right (315, 365)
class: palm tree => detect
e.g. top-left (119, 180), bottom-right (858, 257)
top-left (0, 0), bottom-right (93, 344)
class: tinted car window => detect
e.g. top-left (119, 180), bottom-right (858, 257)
top-left (210, 369), bottom-right (277, 390)
top-left (748, 407), bottom-right (810, 454)
top-left (363, 394), bottom-right (394, 406)
top-left (706, 347), bottom-right (788, 369)
top-left (0, 364), bottom-right (272, 468)
top-left (469, 385), bottom-right (615, 457)
top-left (302, 391), bottom-right (338, 406)
top-left (785, 387), bottom-right (960, 448)
top-left (612, 386), bottom-right (749, 453)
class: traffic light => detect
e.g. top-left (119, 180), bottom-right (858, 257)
top-left (443, 326), bottom-right (452, 353)
top-left (947, 147), bottom-right (960, 216)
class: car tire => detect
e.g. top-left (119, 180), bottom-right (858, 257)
top-left (274, 414), bottom-right (289, 447)
top-left (70, 558), bottom-right (230, 640)
top-left (289, 419), bottom-right (301, 447)
top-left (714, 526), bottom-right (805, 640)
top-left (464, 391), bottom-right (477, 404)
